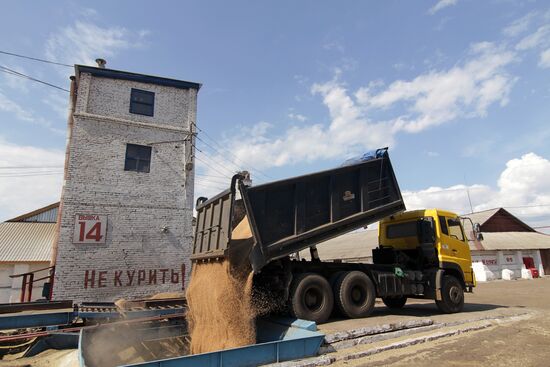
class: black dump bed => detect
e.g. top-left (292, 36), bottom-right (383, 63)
top-left (192, 148), bottom-right (405, 272)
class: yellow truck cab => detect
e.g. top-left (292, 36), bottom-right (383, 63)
top-left (377, 209), bottom-right (476, 313)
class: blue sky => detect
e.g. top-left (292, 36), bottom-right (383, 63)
top-left (1, 0), bottom-right (550, 231)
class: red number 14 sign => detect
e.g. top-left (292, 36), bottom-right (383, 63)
top-left (73, 214), bottom-right (107, 244)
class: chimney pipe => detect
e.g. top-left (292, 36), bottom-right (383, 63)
top-left (95, 58), bottom-right (106, 68)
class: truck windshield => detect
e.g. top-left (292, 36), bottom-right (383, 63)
top-left (386, 221), bottom-right (417, 239)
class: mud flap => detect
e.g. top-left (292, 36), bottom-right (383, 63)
top-left (435, 269), bottom-right (444, 301)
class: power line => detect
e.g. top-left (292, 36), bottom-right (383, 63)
top-left (195, 172), bottom-right (231, 180)
top-left (0, 166), bottom-right (64, 170)
top-left (193, 155), bottom-right (233, 179)
top-left (195, 176), bottom-right (228, 184)
top-left (193, 145), bottom-right (238, 177)
top-left (195, 135), bottom-right (244, 173)
top-left (194, 135), bottom-right (267, 183)
top-left (0, 50), bottom-right (72, 67)
top-left (0, 170), bottom-right (63, 176)
top-left (503, 204), bottom-right (550, 209)
top-left (194, 180), bottom-right (227, 191)
top-left (0, 172), bottom-right (63, 178)
top-left (0, 65), bottom-right (69, 92)
top-left (192, 122), bottom-right (273, 181)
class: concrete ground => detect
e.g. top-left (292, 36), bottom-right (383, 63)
top-left (317, 277), bottom-right (550, 367)
top-left (4, 278), bottom-right (550, 366)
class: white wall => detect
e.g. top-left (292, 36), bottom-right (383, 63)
top-left (0, 263), bottom-right (51, 303)
top-left (471, 250), bottom-right (545, 282)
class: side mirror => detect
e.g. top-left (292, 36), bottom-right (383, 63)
top-left (417, 218), bottom-right (435, 245)
top-left (473, 222), bottom-right (484, 241)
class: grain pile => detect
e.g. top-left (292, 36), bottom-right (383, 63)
top-left (185, 215), bottom-right (257, 354)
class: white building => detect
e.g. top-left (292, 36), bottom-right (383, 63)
top-left (0, 204), bottom-right (57, 303)
top-left (465, 208), bottom-right (550, 281)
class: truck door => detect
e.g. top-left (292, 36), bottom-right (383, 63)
top-left (438, 216), bottom-right (474, 284)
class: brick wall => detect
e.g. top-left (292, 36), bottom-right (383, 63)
top-left (52, 70), bottom-right (197, 302)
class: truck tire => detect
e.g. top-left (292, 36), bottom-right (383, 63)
top-left (328, 272), bottom-right (346, 316)
top-left (435, 275), bottom-right (464, 313)
top-left (289, 273), bottom-right (334, 324)
top-left (334, 271), bottom-right (376, 318)
top-left (382, 296), bottom-right (407, 309)
top-left (329, 271), bottom-right (346, 289)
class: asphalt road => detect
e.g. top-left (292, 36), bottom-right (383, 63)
top-left (325, 277), bottom-right (550, 367)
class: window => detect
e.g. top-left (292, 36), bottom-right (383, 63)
top-left (124, 144), bottom-right (152, 173)
top-left (130, 88), bottom-right (154, 116)
top-left (386, 221), bottom-right (417, 239)
top-left (447, 217), bottom-right (465, 241)
top-left (439, 216), bottom-right (449, 235)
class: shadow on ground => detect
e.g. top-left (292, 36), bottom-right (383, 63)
top-left (327, 302), bottom-right (507, 322)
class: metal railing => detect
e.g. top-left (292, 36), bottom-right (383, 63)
top-left (9, 265), bottom-right (55, 302)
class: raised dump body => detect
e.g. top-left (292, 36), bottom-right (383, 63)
top-left (192, 148), bottom-right (405, 272)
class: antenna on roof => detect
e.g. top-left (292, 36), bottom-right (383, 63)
top-left (464, 173), bottom-right (474, 214)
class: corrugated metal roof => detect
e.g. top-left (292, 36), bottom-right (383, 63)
top-left (469, 232), bottom-right (550, 251)
top-left (21, 207), bottom-right (58, 223)
top-left (464, 208), bottom-right (500, 226)
top-left (462, 208), bottom-right (500, 234)
top-left (8, 202), bottom-right (59, 223)
top-left (0, 222), bottom-right (54, 262)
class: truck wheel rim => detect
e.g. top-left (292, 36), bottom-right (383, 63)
top-left (304, 288), bottom-right (322, 311)
top-left (351, 285), bottom-right (366, 304)
top-left (449, 285), bottom-right (462, 304)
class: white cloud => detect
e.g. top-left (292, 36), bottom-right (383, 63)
top-left (0, 91), bottom-right (35, 122)
top-left (223, 41), bottom-right (518, 170)
top-left (80, 8), bottom-right (98, 18)
top-left (403, 184), bottom-right (492, 214)
top-left (0, 139), bottom-right (64, 221)
top-left (1, 64), bottom-right (30, 92)
top-left (516, 25), bottom-right (550, 50)
top-left (226, 79), bottom-right (395, 169)
top-left (0, 90), bottom-right (65, 134)
top-left (45, 21), bottom-right (149, 66)
top-left (322, 41), bottom-right (345, 53)
top-left (288, 113), bottom-right (307, 122)
top-left (503, 11), bottom-right (538, 37)
top-left (403, 153), bottom-right (550, 221)
top-left (366, 42), bottom-right (516, 133)
top-left (43, 93), bottom-right (70, 120)
top-left (479, 153), bottom-right (550, 217)
top-left (428, 0), bottom-right (458, 15)
top-left (539, 48), bottom-right (550, 68)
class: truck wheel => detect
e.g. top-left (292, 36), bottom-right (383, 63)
top-left (329, 271), bottom-right (346, 289)
top-left (435, 275), bottom-right (464, 313)
top-left (334, 271), bottom-right (375, 318)
top-left (382, 296), bottom-right (407, 309)
top-left (328, 272), bottom-right (346, 316)
top-left (289, 273), bottom-right (334, 324)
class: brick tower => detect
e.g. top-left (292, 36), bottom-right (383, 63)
top-left (51, 61), bottom-right (200, 302)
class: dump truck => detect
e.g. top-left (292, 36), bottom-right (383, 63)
top-left (191, 148), bottom-right (478, 323)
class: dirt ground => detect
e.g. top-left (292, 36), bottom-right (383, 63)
top-left (326, 277), bottom-right (550, 367)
